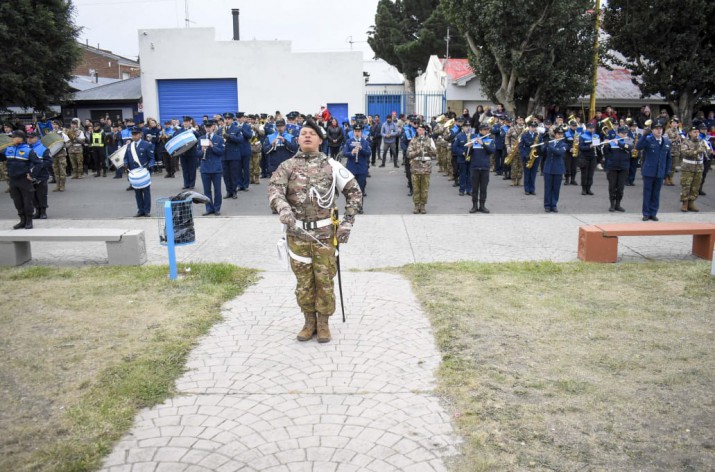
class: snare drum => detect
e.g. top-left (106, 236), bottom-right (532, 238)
top-left (128, 167), bottom-right (151, 189)
top-left (165, 130), bottom-right (198, 157)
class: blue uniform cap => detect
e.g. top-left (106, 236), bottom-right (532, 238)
top-left (12, 130), bottom-right (26, 139)
top-left (224, 112), bottom-right (235, 119)
top-left (27, 131), bottom-right (40, 138)
top-left (651, 122), bottom-right (663, 129)
top-left (130, 126), bottom-right (143, 134)
top-left (617, 125), bottom-right (628, 133)
top-left (275, 119), bottom-right (286, 126)
top-left (478, 123), bottom-right (490, 130)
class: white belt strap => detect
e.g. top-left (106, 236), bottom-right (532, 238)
top-left (299, 217), bottom-right (333, 230)
top-left (682, 159), bottom-right (702, 165)
top-left (288, 247), bottom-right (313, 264)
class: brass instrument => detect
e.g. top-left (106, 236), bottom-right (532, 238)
top-left (526, 131), bottom-right (541, 168)
top-left (435, 114), bottom-right (447, 125)
top-left (504, 126), bottom-right (524, 166)
top-left (464, 132), bottom-right (472, 162)
top-left (599, 117), bottom-right (614, 134)
top-left (444, 118), bottom-right (455, 129)
top-left (67, 128), bottom-right (76, 141)
top-left (571, 131), bottom-right (580, 157)
top-left (631, 134), bottom-right (639, 158)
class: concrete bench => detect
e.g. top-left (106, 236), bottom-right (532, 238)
top-left (0, 228), bottom-right (147, 266)
top-left (578, 222), bottom-right (715, 263)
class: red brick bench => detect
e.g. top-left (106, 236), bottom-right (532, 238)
top-left (578, 222), bottom-right (715, 263)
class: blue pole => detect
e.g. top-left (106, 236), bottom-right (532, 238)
top-left (164, 200), bottom-right (178, 280)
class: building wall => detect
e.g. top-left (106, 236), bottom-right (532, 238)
top-left (415, 56), bottom-right (446, 93)
top-left (138, 28), bottom-right (364, 120)
top-left (73, 46), bottom-right (140, 80)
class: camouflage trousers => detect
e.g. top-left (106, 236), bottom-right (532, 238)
top-left (680, 168), bottom-right (703, 202)
top-left (437, 145), bottom-right (449, 173)
top-left (0, 161), bottom-right (7, 181)
top-left (288, 234), bottom-right (337, 316)
top-left (53, 152), bottom-right (67, 182)
top-left (668, 150), bottom-right (681, 178)
top-left (69, 150), bottom-right (83, 178)
top-left (511, 155), bottom-right (523, 183)
top-left (250, 151), bottom-right (261, 184)
top-left (411, 173), bottom-right (431, 206)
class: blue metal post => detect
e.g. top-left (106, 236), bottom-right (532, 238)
top-left (164, 200), bottom-right (178, 280)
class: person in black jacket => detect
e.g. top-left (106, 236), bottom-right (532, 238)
top-left (4, 130), bottom-right (42, 229)
top-left (326, 118), bottom-right (343, 159)
top-left (370, 115), bottom-right (382, 166)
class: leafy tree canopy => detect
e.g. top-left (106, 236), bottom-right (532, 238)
top-left (0, 0), bottom-right (81, 111)
top-left (368, 0), bottom-right (467, 82)
top-left (443, 0), bottom-right (596, 117)
top-left (603, 0), bottom-right (715, 126)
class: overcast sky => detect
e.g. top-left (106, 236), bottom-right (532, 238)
top-left (73, 0), bottom-right (380, 61)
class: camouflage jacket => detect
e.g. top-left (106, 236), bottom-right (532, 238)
top-left (680, 137), bottom-right (704, 171)
top-left (665, 127), bottom-right (683, 157)
top-left (407, 136), bottom-right (437, 175)
top-left (506, 125), bottom-right (524, 152)
top-left (268, 151), bottom-right (362, 241)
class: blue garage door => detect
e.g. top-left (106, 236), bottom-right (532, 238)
top-left (366, 94), bottom-right (401, 121)
top-left (327, 103), bottom-right (348, 126)
top-left (157, 79), bottom-right (238, 124)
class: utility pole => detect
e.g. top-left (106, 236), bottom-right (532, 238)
top-left (589, 0), bottom-right (601, 120)
top-left (444, 27), bottom-right (451, 59)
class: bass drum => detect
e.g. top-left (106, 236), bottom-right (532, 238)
top-left (109, 144), bottom-right (128, 169)
top-left (128, 167), bottom-right (151, 189)
top-left (41, 133), bottom-right (66, 156)
top-left (165, 130), bottom-right (198, 157)
top-left (0, 134), bottom-right (11, 151)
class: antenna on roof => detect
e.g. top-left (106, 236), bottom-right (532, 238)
top-left (444, 27), bottom-right (451, 59)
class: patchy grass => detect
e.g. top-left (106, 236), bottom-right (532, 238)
top-left (401, 261), bottom-right (715, 472)
top-left (0, 264), bottom-right (258, 472)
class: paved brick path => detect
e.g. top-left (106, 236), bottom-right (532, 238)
top-left (100, 271), bottom-right (459, 472)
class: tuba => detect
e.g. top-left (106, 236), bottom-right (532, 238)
top-left (444, 118), bottom-right (455, 129)
top-left (599, 117), bottom-right (614, 134)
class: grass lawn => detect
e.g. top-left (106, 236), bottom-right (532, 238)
top-left (402, 261), bottom-right (715, 472)
top-left (0, 264), bottom-right (257, 472)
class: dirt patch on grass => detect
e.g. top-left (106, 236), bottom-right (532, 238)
top-left (402, 261), bottom-right (715, 471)
top-left (0, 264), bottom-right (257, 472)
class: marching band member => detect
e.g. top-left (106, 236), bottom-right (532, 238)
top-left (506, 116), bottom-right (524, 186)
top-left (27, 131), bottom-right (52, 220)
top-left (626, 120), bottom-right (640, 186)
top-left (519, 120), bottom-right (541, 195)
top-left (578, 122), bottom-right (599, 196)
top-left (236, 112), bottom-right (253, 191)
top-left (467, 123), bottom-right (495, 213)
top-left (679, 126), bottom-right (706, 212)
top-left (400, 117), bottom-right (417, 196)
top-left (407, 123), bottom-right (436, 214)
top-left (222, 112), bottom-right (242, 199)
top-left (635, 122), bottom-right (672, 221)
top-left (199, 120), bottom-right (225, 216)
top-left (563, 120), bottom-right (581, 185)
top-left (343, 124), bottom-right (371, 210)
top-left (159, 120), bottom-right (176, 178)
top-left (178, 116), bottom-right (200, 190)
top-left (4, 130), bottom-right (42, 229)
top-left (66, 118), bottom-right (86, 182)
top-left (543, 126), bottom-right (568, 212)
top-left (124, 126), bottom-right (155, 217)
top-left (453, 119), bottom-right (473, 196)
top-left (664, 117), bottom-right (682, 186)
top-left (51, 120), bottom-right (70, 190)
top-left (604, 126), bottom-right (633, 212)
top-left (263, 119), bottom-right (298, 176)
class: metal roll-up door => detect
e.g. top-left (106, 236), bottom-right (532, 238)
top-left (157, 79), bottom-right (238, 124)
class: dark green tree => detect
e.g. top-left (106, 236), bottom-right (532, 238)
top-left (603, 0), bottom-right (715, 127)
top-left (368, 0), bottom-right (467, 90)
top-left (0, 0), bottom-right (81, 111)
top-left (442, 0), bottom-right (597, 117)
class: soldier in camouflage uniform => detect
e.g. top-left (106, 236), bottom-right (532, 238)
top-left (407, 124), bottom-right (437, 214)
top-left (249, 116), bottom-right (264, 184)
top-left (50, 120), bottom-right (70, 191)
top-left (506, 116), bottom-right (525, 186)
top-left (67, 118), bottom-right (85, 180)
top-left (664, 118), bottom-right (682, 186)
top-left (268, 118), bottom-right (362, 344)
top-left (679, 126), bottom-right (705, 212)
top-left (432, 122), bottom-right (448, 173)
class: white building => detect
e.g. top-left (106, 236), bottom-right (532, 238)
top-left (416, 55), bottom-right (488, 116)
top-left (138, 28), bottom-right (363, 125)
top-left (363, 59), bottom-right (406, 120)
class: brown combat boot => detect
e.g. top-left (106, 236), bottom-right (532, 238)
top-left (419, 204), bottom-right (427, 214)
top-left (413, 204), bottom-right (420, 214)
top-left (316, 314), bottom-right (331, 343)
top-left (688, 201), bottom-right (700, 212)
top-left (296, 313), bottom-right (317, 342)
top-left (681, 201), bottom-right (689, 212)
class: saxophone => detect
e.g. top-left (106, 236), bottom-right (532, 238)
top-left (526, 132), bottom-right (540, 169)
top-left (571, 131), bottom-right (580, 158)
top-left (504, 127), bottom-right (522, 166)
top-left (464, 132), bottom-right (472, 162)
top-left (631, 134), bottom-right (639, 158)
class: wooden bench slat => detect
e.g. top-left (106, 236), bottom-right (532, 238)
top-left (595, 222), bottom-right (715, 237)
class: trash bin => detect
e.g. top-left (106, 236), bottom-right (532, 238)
top-left (157, 197), bottom-right (195, 246)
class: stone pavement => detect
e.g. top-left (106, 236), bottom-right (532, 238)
top-left (100, 272), bottom-right (458, 472)
top-left (3, 211), bottom-right (714, 471)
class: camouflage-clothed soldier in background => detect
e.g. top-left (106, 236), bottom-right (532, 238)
top-left (51, 121), bottom-right (69, 192)
top-left (407, 124), bottom-right (437, 214)
top-left (268, 118), bottom-right (362, 344)
top-left (250, 115), bottom-right (264, 184)
top-left (506, 118), bottom-right (525, 186)
top-left (679, 126), bottom-right (705, 212)
top-left (664, 118), bottom-right (682, 186)
top-left (67, 118), bottom-right (85, 180)
top-left (431, 122), bottom-right (448, 173)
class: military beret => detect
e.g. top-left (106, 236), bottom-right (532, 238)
top-left (236, 112), bottom-right (245, 118)
top-left (302, 117), bottom-right (325, 139)
top-left (651, 122), bottom-right (663, 129)
top-left (12, 130), bottom-right (26, 139)
top-left (617, 125), bottom-right (628, 133)
top-left (689, 126), bottom-right (699, 132)
top-left (224, 112), bottom-right (235, 119)
top-left (478, 123), bottom-right (490, 130)
top-left (130, 126), bottom-right (143, 134)
top-left (275, 119), bottom-right (286, 126)
top-left (26, 131), bottom-right (40, 138)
